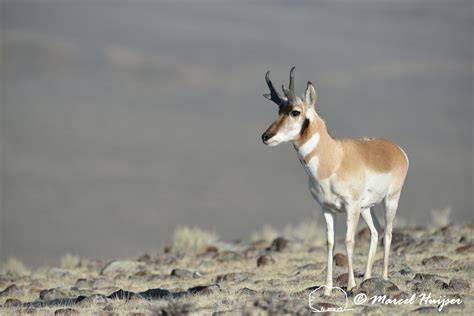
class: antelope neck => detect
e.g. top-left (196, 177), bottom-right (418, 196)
top-left (294, 116), bottom-right (339, 165)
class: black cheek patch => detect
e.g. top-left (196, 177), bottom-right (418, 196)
top-left (300, 118), bottom-right (310, 136)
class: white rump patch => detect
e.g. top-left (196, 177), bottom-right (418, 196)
top-left (397, 145), bottom-right (409, 169)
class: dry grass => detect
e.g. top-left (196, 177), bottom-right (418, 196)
top-left (1, 258), bottom-right (30, 277)
top-left (0, 220), bottom-right (473, 315)
top-left (172, 226), bottom-right (219, 254)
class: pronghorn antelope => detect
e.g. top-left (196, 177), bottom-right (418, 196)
top-left (261, 67), bottom-right (408, 296)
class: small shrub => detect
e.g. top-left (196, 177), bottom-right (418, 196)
top-left (172, 226), bottom-right (218, 254)
top-left (1, 257), bottom-right (30, 276)
top-left (60, 253), bottom-right (81, 269)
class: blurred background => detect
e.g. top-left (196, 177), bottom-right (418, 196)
top-left (0, 0), bottom-right (472, 265)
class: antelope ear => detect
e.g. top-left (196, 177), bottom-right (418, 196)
top-left (304, 81), bottom-right (317, 109)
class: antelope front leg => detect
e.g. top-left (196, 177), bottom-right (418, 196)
top-left (323, 211), bottom-right (335, 296)
top-left (345, 205), bottom-right (361, 290)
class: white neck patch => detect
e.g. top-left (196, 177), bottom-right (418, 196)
top-left (297, 132), bottom-right (320, 158)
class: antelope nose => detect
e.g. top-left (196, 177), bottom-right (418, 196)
top-left (261, 133), bottom-right (269, 143)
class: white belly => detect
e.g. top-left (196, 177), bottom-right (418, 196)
top-left (360, 171), bottom-right (392, 208)
top-left (302, 156), bottom-right (392, 211)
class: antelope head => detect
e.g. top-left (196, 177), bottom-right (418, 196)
top-left (261, 67), bottom-right (317, 146)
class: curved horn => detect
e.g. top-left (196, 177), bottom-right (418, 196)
top-left (289, 66), bottom-right (295, 93)
top-left (263, 70), bottom-right (283, 105)
top-left (282, 66), bottom-right (296, 103)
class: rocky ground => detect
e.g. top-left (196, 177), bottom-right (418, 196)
top-left (0, 223), bottom-right (472, 315)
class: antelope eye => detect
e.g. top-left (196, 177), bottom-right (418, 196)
top-left (291, 110), bottom-right (301, 117)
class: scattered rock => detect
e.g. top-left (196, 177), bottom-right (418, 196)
top-left (39, 288), bottom-right (63, 300)
top-left (269, 237), bottom-right (289, 252)
top-left (385, 230), bottom-right (415, 251)
top-left (0, 284), bottom-right (21, 297)
top-left (215, 272), bottom-right (251, 283)
top-left (257, 255), bottom-right (275, 267)
top-left (455, 244), bottom-right (474, 254)
top-left (448, 278), bottom-right (470, 291)
top-left (54, 308), bottom-right (79, 315)
top-left (137, 254), bottom-right (151, 262)
top-left (421, 255), bottom-right (453, 268)
top-left (355, 278), bottom-right (399, 296)
top-left (76, 294), bottom-right (109, 306)
top-left (75, 278), bottom-right (90, 288)
top-left (106, 289), bottom-right (138, 301)
top-left (205, 245), bottom-right (219, 253)
top-left (139, 288), bottom-right (174, 299)
top-left (335, 273), bottom-right (348, 287)
top-left (434, 279), bottom-right (449, 289)
top-left (187, 284), bottom-right (220, 295)
top-left (4, 298), bottom-right (22, 306)
top-left (48, 268), bottom-right (70, 278)
top-left (333, 253), bottom-right (348, 267)
top-left (236, 287), bottom-right (257, 296)
top-left (0, 224), bottom-right (471, 314)
top-left (198, 245), bottom-right (219, 257)
top-left (100, 260), bottom-right (144, 276)
top-left (413, 273), bottom-right (445, 282)
top-left (170, 268), bottom-right (195, 279)
top-left (398, 263), bottom-right (412, 275)
top-left (411, 273), bottom-right (450, 292)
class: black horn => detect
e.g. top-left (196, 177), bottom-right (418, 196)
top-left (263, 70), bottom-right (283, 105)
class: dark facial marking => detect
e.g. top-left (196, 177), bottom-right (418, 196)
top-left (300, 118), bottom-right (310, 136)
top-left (278, 104), bottom-right (293, 116)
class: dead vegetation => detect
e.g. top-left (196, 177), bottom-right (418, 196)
top-left (0, 218), bottom-right (473, 315)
